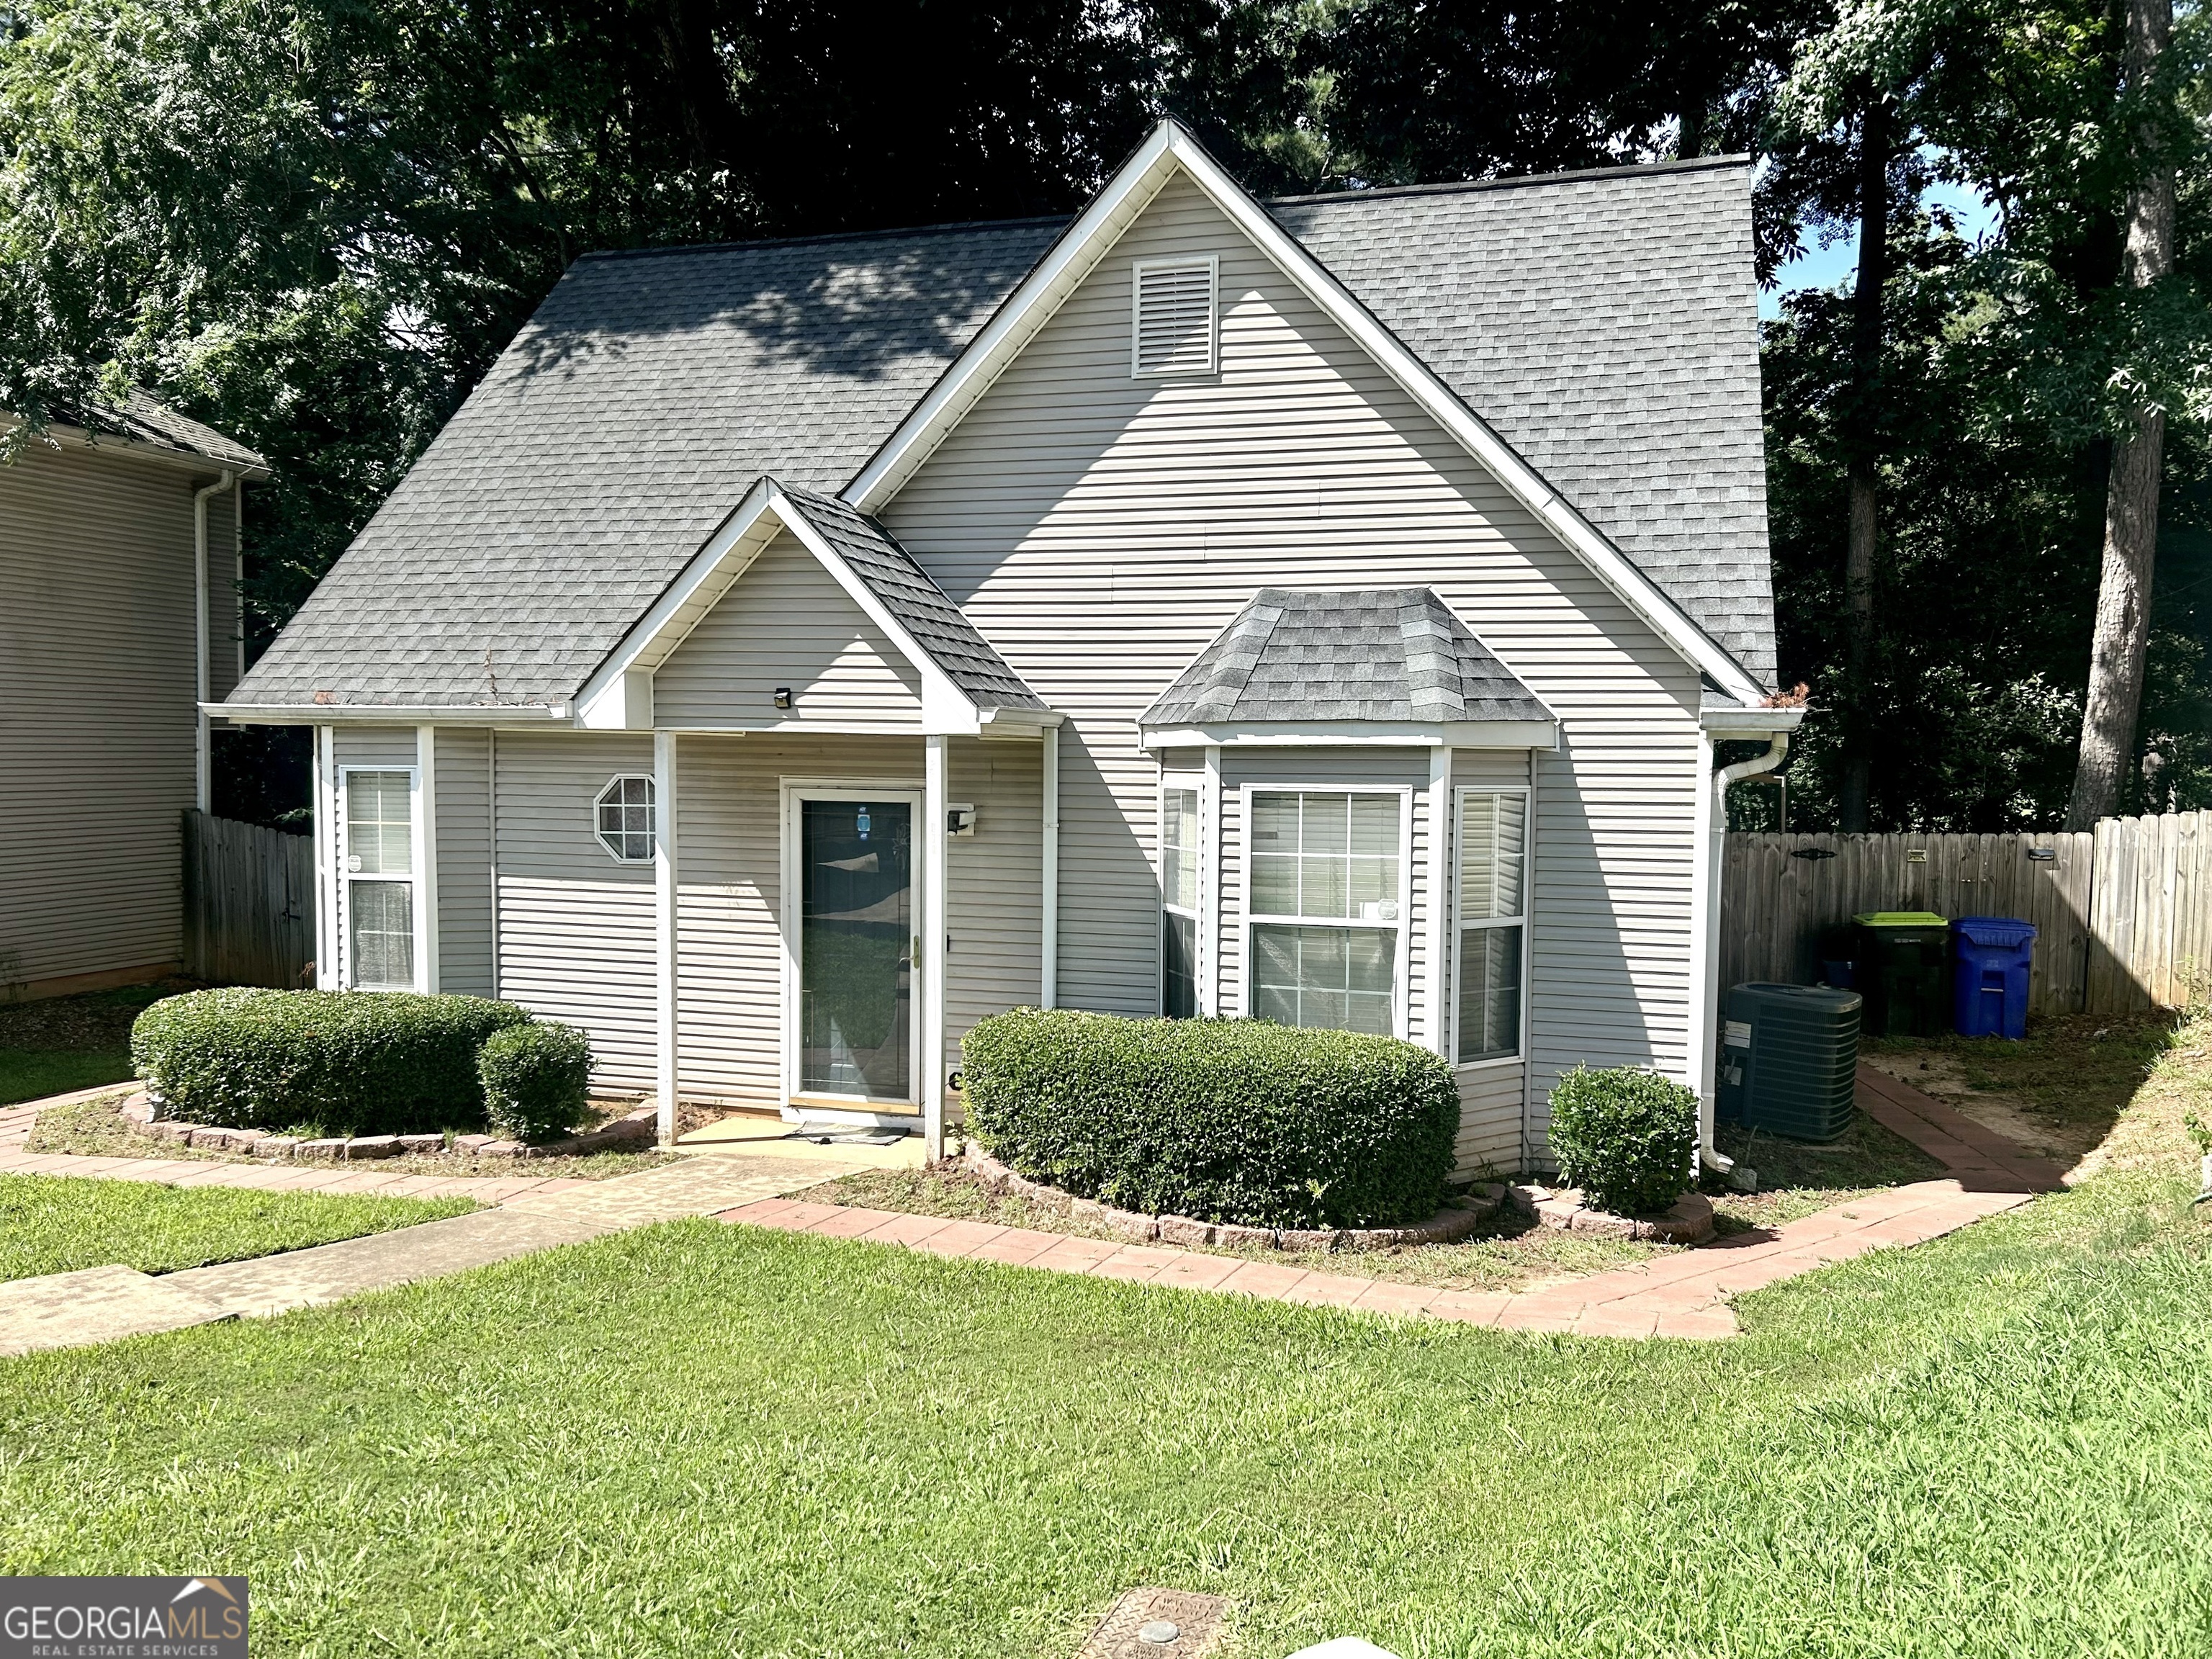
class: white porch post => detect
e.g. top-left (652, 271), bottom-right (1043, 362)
top-left (314, 725), bottom-right (337, 988)
top-left (1198, 744), bottom-right (1221, 1015)
top-left (655, 729), bottom-right (679, 1146)
top-left (923, 733), bottom-right (950, 1159)
top-left (1425, 746), bottom-right (1452, 1056)
top-left (1040, 724), bottom-right (1058, 1010)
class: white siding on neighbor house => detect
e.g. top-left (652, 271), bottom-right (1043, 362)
top-left (493, 731), bottom-right (657, 1089)
top-left (654, 529), bottom-right (923, 729)
top-left (1449, 749), bottom-right (1532, 1172)
top-left (883, 171), bottom-right (1705, 1174)
top-left (671, 733), bottom-right (1043, 1108)
top-left (433, 727), bottom-right (495, 996)
top-left (0, 443), bottom-right (243, 990)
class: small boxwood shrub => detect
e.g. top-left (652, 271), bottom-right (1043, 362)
top-left (131, 988), bottom-right (534, 1136)
top-left (479, 1020), bottom-right (594, 1143)
top-left (1547, 1064), bottom-right (1697, 1216)
top-left (961, 1009), bottom-right (1458, 1228)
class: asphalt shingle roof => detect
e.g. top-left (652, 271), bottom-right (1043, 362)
top-left (775, 486), bottom-right (1046, 709)
top-left (1143, 588), bottom-right (1551, 727)
top-left (231, 151), bottom-right (1774, 712)
top-left (51, 389), bottom-right (266, 471)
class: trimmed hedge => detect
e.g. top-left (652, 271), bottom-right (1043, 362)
top-left (480, 1020), bottom-right (594, 1144)
top-left (131, 989), bottom-right (535, 1136)
top-left (1546, 1065), bottom-right (1696, 1216)
top-left (961, 1009), bottom-right (1459, 1228)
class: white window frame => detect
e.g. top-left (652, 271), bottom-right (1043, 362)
top-left (336, 763), bottom-right (424, 992)
top-left (778, 779), bottom-right (927, 1116)
top-left (1157, 775), bottom-right (1205, 1017)
top-left (1130, 254), bottom-right (1220, 379)
top-left (1238, 783), bottom-right (1413, 1038)
top-left (1452, 785), bottom-right (1532, 1069)
top-left (594, 773), bottom-right (657, 864)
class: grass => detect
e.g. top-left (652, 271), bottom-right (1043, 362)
top-left (0, 1173), bottom-right (477, 1281)
top-left (1, 1021), bottom-right (2208, 1655)
top-left (1708, 1105), bottom-right (1950, 1228)
top-left (27, 1093), bottom-right (677, 1182)
top-left (0, 981), bottom-right (182, 1105)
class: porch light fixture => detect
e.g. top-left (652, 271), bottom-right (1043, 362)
top-left (773, 686), bottom-right (793, 709)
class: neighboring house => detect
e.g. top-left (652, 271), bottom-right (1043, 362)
top-left (219, 120), bottom-right (1802, 1174)
top-left (1, 393), bottom-right (267, 1000)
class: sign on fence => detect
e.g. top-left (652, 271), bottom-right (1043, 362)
top-left (1720, 811), bottom-right (2212, 1017)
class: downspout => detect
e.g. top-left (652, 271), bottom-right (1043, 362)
top-left (193, 469), bottom-right (238, 812)
top-left (1699, 732), bottom-right (1791, 1176)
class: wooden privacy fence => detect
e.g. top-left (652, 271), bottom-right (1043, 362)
top-left (1719, 810), bottom-right (2212, 1017)
top-left (182, 809), bottom-right (315, 989)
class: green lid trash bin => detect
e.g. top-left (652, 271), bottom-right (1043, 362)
top-left (1851, 911), bottom-right (1951, 1038)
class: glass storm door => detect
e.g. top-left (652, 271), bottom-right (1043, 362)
top-left (799, 797), bottom-right (914, 1101)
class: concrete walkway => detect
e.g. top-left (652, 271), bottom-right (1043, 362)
top-left (716, 1067), bottom-right (2063, 1341)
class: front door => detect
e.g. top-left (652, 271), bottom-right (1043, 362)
top-left (794, 793), bottom-right (917, 1105)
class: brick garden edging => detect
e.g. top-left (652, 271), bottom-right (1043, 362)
top-left (963, 1146), bottom-right (1496, 1251)
top-left (1507, 1183), bottom-right (1717, 1244)
top-left (120, 1092), bottom-right (659, 1162)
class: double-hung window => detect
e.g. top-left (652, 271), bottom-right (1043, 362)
top-left (1247, 790), bottom-right (1403, 1035)
top-left (1455, 789), bottom-right (1528, 1063)
top-left (342, 768), bottom-right (417, 990)
top-left (1160, 787), bottom-right (1201, 1018)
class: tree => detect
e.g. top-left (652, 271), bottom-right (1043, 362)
top-left (2069, 0), bottom-right (2183, 825)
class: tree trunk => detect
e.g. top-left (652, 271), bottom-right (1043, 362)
top-left (2067, 0), bottom-right (2177, 830)
top-left (1838, 98), bottom-right (1892, 833)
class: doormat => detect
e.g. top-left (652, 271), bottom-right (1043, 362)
top-left (1076, 1588), bottom-right (1228, 1659)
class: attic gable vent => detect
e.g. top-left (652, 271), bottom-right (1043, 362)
top-left (1131, 257), bottom-right (1218, 377)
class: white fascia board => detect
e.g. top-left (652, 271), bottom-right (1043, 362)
top-left (1699, 703), bottom-right (1807, 735)
top-left (213, 702), bottom-right (567, 726)
top-left (1140, 719), bottom-right (1558, 750)
top-left (842, 123), bottom-right (1182, 511)
top-left (844, 117), bottom-right (1766, 706)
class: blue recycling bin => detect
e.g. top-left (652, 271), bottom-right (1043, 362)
top-left (1951, 916), bottom-right (2037, 1040)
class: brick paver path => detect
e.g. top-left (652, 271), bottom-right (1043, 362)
top-left (715, 1066), bottom-right (2064, 1341)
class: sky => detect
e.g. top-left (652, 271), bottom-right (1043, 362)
top-left (1759, 178), bottom-right (2002, 318)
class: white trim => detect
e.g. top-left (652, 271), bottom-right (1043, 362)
top-left (487, 729), bottom-right (501, 999)
top-left (1156, 774), bottom-right (1204, 1017)
top-left (1699, 704), bottom-right (1807, 735)
top-left (572, 478), bottom-right (1020, 736)
top-left (1130, 253), bottom-right (1220, 377)
top-left (1200, 745), bottom-right (1222, 1015)
top-left (655, 731), bottom-right (679, 1145)
top-left (415, 726), bottom-right (439, 994)
top-left (778, 781), bottom-right (928, 1117)
top-left (1237, 782), bottom-right (1413, 1039)
top-left (1040, 724), bottom-right (1059, 1009)
top-left (1688, 730), bottom-right (1722, 1143)
top-left (1423, 749), bottom-right (1452, 1056)
top-left (1141, 719), bottom-right (1558, 750)
top-left (214, 703), bottom-right (569, 727)
top-left (313, 726), bottom-right (337, 988)
top-left (842, 120), bottom-right (1766, 705)
top-left (922, 735), bottom-right (949, 1159)
top-left (1449, 784), bottom-right (1532, 1067)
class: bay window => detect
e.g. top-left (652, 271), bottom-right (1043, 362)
top-left (1247, 789), bottom-right (1403, 1035)
top-left (1161, 786), bottom-right (1200, 1017)
top-left (342, 768), bottom-right (417, 990)
top-left (1455, 788), bottom-right (1527, 1063)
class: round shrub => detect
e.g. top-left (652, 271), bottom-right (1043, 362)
top-left (131, 988), bottom-right (534, 1136)
top-left (961, 1009), bottom-right (1459, 1228)
top-left (1547, 1064), bottom-right (1697, 1216)
top-left (478, 1020), bottom-right (594, 1144)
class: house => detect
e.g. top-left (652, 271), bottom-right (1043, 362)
top-left (1, 393), bottom-right (267, 1001)
top-left (217, 120), bottom-right (1802, 1174)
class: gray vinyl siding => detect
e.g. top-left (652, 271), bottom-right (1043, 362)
top-left (655, 529), bottom-right (923, 729)
top-left (433, 727), bottom-right (495, 995)
top-left (332, 728), bottom-right (417, 768)
top-left (672, 733), bottom-right (1042, 1108)
top-left (884, 173), bottom-right (1704, 1174)
top-left (493, 731), bottom-right (657, 1089)
top-left (204, 487), bottom-right (242, 700)
top-left (0, 442), bottom-right (240, 989)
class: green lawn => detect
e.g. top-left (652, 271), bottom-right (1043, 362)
top-left (2, 1027), bottom-right (2209, 1656)
top-left (0, 981), bottom-right (179, 1105)
top-left (0, 1174), bottom-right (477, 1281)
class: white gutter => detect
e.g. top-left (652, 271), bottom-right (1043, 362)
top-left (193, 470), bottom-right (237, 811)
top-left (1698, 731), bottom-right (1791, 1175)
